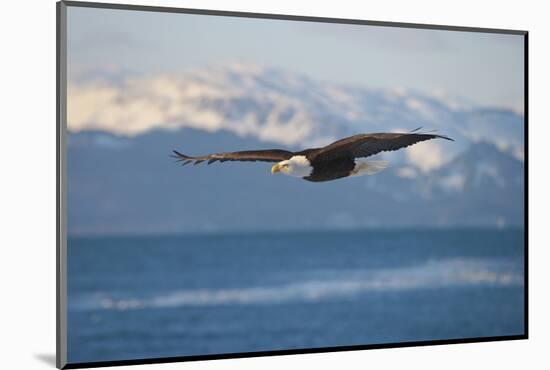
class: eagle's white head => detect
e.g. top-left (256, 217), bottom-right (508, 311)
top-left (271, 155), bottom-right (313, 178)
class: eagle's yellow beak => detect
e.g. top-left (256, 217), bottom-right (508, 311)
top-left (271, 164), bottom-right (281, 174)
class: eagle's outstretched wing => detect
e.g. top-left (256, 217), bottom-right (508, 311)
top-left (310, 132), bottom-right (453, 161)
top-left (172, 149), bottom-right (294, 166)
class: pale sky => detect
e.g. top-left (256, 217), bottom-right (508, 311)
top-left (67, 6), bottom-right (524, 111)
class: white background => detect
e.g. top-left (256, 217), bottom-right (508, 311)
top-left (1, 0), bottom-right (548, 369)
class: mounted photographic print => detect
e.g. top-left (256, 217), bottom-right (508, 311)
top-left (57, 1), bottom-right (528, 368)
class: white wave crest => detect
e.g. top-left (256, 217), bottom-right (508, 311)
top-left (73, 258), bottom-right (523, 312)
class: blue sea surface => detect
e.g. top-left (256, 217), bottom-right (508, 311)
top-left (67, 229), bottom-right (525, 364)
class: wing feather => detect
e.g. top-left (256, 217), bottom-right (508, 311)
top-left (311, 132), bottom-right (453, 161)
top-left (172, 149), bottom-right (294, 165)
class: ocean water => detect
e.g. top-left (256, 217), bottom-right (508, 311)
top-left (67, 229), bottom-right (525, 364)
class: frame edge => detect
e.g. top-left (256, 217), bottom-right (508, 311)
top-left (57, 1), bottom-right (68, 368)
top-left (62, 0), bottom-right (527, 35)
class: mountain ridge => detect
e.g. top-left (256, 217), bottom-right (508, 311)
top-left (68, 64), bottom-right (524, 163)
top-left (68, 127), bottom-right (524, 235)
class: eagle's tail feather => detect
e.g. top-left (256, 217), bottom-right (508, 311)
top-left (351, 159), bottom-right (389, 177)
top-left (363, 160), bottom-right (389, 175)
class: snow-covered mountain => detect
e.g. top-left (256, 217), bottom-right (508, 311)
top-left (68, 64), bottom-right (524, 170)
top-left (66, 65), bottom-right (525, 234)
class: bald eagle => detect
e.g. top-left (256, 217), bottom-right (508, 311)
top-left (173, 131), bottom-right (453, 182)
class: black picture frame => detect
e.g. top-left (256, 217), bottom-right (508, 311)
top-left (56, 1), bottom-right (528, 368)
